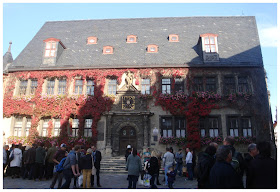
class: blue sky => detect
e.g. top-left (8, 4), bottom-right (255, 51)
top-left (2, 3), bottom-right (277, 121)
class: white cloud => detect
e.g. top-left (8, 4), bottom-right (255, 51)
top-left (258, 27), bottom-right (278, 47)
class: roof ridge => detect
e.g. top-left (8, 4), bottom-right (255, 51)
top-left (44, 16), bottom-right (255, 23)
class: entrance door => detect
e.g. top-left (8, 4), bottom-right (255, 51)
top-left (119, 126), bottom-right (137, 155)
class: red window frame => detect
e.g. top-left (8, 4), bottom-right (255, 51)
top-left (103, 46), bottom-right (114, 54)
top-left (127, 35), bottom-right (137, 43)
top-left (44, 41), bottom-right (56, 57)
top-left (169, 34), bottom-right (179, 42)
top-left (147, 44), bottom-right (158, 53)
top-left (87, 37), bottom-right (97, 44)
top-left (200, 34), bottom-right (218, 53)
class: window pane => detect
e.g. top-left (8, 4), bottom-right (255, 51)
top-left (181, 130), bottom-right (186, 138)
top-left (210, 45), bottom-right (216, 52)
top-left (171, 36), bottom-right (177, 41)
top-left (230, 129), bottom-right (234, 137)
top-left (248, 129), bottom-right (252, 136)
top-left (162, 79), bottom-right (171, 84)
top-left (176, 130), bottom-right (181, 138)
top-left (205, 37), bottom-right (209, 44)
top-left (209, 129), bottom-right (214, 137)
top-left (234, 129), bottom-right (239, 137)
top-left (163, 130), bottom-right (167, 137)
top-left (75, 80), bottom-right (83, 94)
top-left (210, 37), bottom-right (215, 44)
top-left (214, 129), bottom-right (219, 137)
top-left (50, 50), bottom-right (55, 56)
top-left (168, 130), bottom-right (172, 137)
top-left (243, 129), bottom-right (248, 137)
top-left (201, 129), bottom-right (206, 137)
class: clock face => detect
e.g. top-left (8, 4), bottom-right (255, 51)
top-left (122, 96), bottom-right (135, 110)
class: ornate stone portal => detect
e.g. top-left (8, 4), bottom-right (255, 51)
top-left (104, 71), bottom-right (153, 156)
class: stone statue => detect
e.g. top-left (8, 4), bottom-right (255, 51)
top-left (125, 71), bottom-right (133, 88)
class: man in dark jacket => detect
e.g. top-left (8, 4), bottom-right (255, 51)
top-left (147, 152), bottom-right (159, 189)
top-left (209, 145), bottom-right (244, 189)
top-left (197, 145), bottom-right (216, 189)
top-left (50, 143), bottom-right (67, 189)
top-left (45, 143), bottom-right (57, 180)
top-left (34, 143), bottom-right (46, 180)
top-left (24, 144), bottom-right (37, 180)
top-left (244, 143), bottom-right (258, 188)
top-left (223, 136), bottom-right (245, 180)
top-left (246, 141), bottom-right (277, 189)
top-left (91, 145), bottom-right (102, 187)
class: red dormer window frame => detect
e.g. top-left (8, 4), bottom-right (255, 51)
top-left (127, 35), bottom-right (137, 43)
top-left (147, 44), bottom-right (158, 53)
top-left (103, 46), bottom-right (114, 54)
top-left (169, 34), bottom-right (179, 42)
top-left (43, 38), bottom-right (66, 57)
top-left (200, 33), bottom-right (218, 53)
top-left (87, 36), bottom-right (97, 44)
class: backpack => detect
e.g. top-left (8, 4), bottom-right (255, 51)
top-left (231, 152), bottom-right (241, 174)
top-left (55, 157), bottom-right (67, 172)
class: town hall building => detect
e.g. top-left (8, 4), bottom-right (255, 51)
top-left (3, 16), bottom-right (275, 156)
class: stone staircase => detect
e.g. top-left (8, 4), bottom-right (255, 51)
top-left (100, 156), bottom-right (165, 174)
top-left (100, 156), bottom-right (128, 174)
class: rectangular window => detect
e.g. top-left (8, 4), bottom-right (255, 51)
top-left (42, 119), bottom-right (50, 137)
top-left (75, 80), bottom-right (83, 95)
top-left (175, 117), bottom-right (186, 138)
top-left (84, 119), bottom-right (92, 137)
top-left (229, 117), bottom-right (239, 137)
top-left (30, 80), bottom-right (38, 95)
top-left (175, 78), bottom-right (184, 93)
top-left (141, 79), bottom-right (150, 94)
top-left (193, 77), bottom-right (203, 92)
top-left (19, 80), bottom-right (28, 96)
top-left (58, 79), bottom-right (67, 95)
top-left (199, 118), bottom-right (206, 137)
top-left (45, 42), bottom-right (56, 57)
top-left (53, 119), bottom-right (61, 136)
top-left (204, 36), bottom-right (216, 53)
top-left (238, 77), bottom-right (249, 93)
top-left (206, 77), bottom-right (216, 93)
top-left (86, 80), bottom-right (94, 96)
top-left (108, 79), bottom-right (117, 95)
top-left (14, 117), bottom-right (23, 137)
top-left (161, 117), bottom-right (172, 137)
top-left (47, 80), bottom-right (55, 95)
top-left (162, 78), bottom-right (171, 94)
top-left (242, 117), bottom-right (252, 137)
top-left (224, 76), bottom-right (236, 95)
top-left (26, 117), bottom-right (31, 137)
top-left (209, 117), bottom-right (219, 137)
top-left (72, 119), bottom-right (79, 137)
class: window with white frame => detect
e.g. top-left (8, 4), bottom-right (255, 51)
top-left (84, 119), bottom-right (92, 137)
top-left (199, 118), bottom-right (206, 137)
top-left (53, 119), bottom-right (61, 136)
top-left (42, 119), bottom-right (50, 137)
top-left (108, 79), bottom-right (117, 95)
top-left (228, 117), bottom-right (239, 137)
top-left (30, 80), bottom-right (38, 95)
top-left (162, 78), bottom-right (171, 94)
top-left (25, 117), bottom-right (31, 137)
top-left (161, 117), bottom-right (172, 137)
top-left (242, 117), bottom-right (252, 137)
top-left (72, 118), bottom-right (79, 137)
top-left (209, 117), bottom-right (219, 137)
top-left (45, 41), bottom-right (56, 57)
top-left (47, 80), bottom-right (55, 95)
top-left (204, 36), bottom-right (217, 53)
top-left (19, 80), bottom-right (28, 96)
top-left (58, 79), bottom-right (67, 95)
top-left (86, 79), bottom-right (94, 96)
top-left (75, 80), bottom-right (83, 95)
top-left (175, 117), bottom-right (186, 138)
top-left (141, 79), bottom-right (150, 94)
top-left (14, 117), bottom-right (23, 136)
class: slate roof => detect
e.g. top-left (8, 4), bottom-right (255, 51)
top-left (9, 16), bottom-right (263, 72)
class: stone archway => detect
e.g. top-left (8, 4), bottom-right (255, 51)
top-left (119, 126), bottom-right (137, 155)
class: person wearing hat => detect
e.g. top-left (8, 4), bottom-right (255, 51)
top-left (50, 143), bottom-right (67, 189)
top-left (125, 145), bottom-right (132, 162)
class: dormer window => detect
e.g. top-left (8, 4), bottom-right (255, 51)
top-left (127, 35), bottom-right (137, 43)
top-left (103, 46), bottom-right (114, 54)
top-left (169, 34), bottom-right (179, 42)
top-left (87, 37), bottom-right (97, 44)
top-left (147, 45), bottom-right (158, 53)
top-left (200, 34), bottom-right (218, 53)
top-left (45, 41), bottom-right (56, 57)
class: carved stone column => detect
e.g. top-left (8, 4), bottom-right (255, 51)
top-left (105, 114), bottom-right (113, 157)
top-left (143, 115), bottom-right (149, 148)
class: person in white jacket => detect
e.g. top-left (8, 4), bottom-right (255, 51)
top-left (185, 148), bottom-right (193, 180)
top-left (9, 144), bottom-right (22, 178)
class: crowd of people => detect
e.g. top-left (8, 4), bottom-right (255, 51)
top-left (3, 143), bottom-right (102, 189)
top-left (3, 136), bottom-right (277, 189)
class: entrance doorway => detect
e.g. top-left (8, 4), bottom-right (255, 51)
top-left (119, 126), bottom-right (137, 155)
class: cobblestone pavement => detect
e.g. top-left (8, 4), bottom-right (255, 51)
top-left (3, 174), bottom-right (198, 189)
